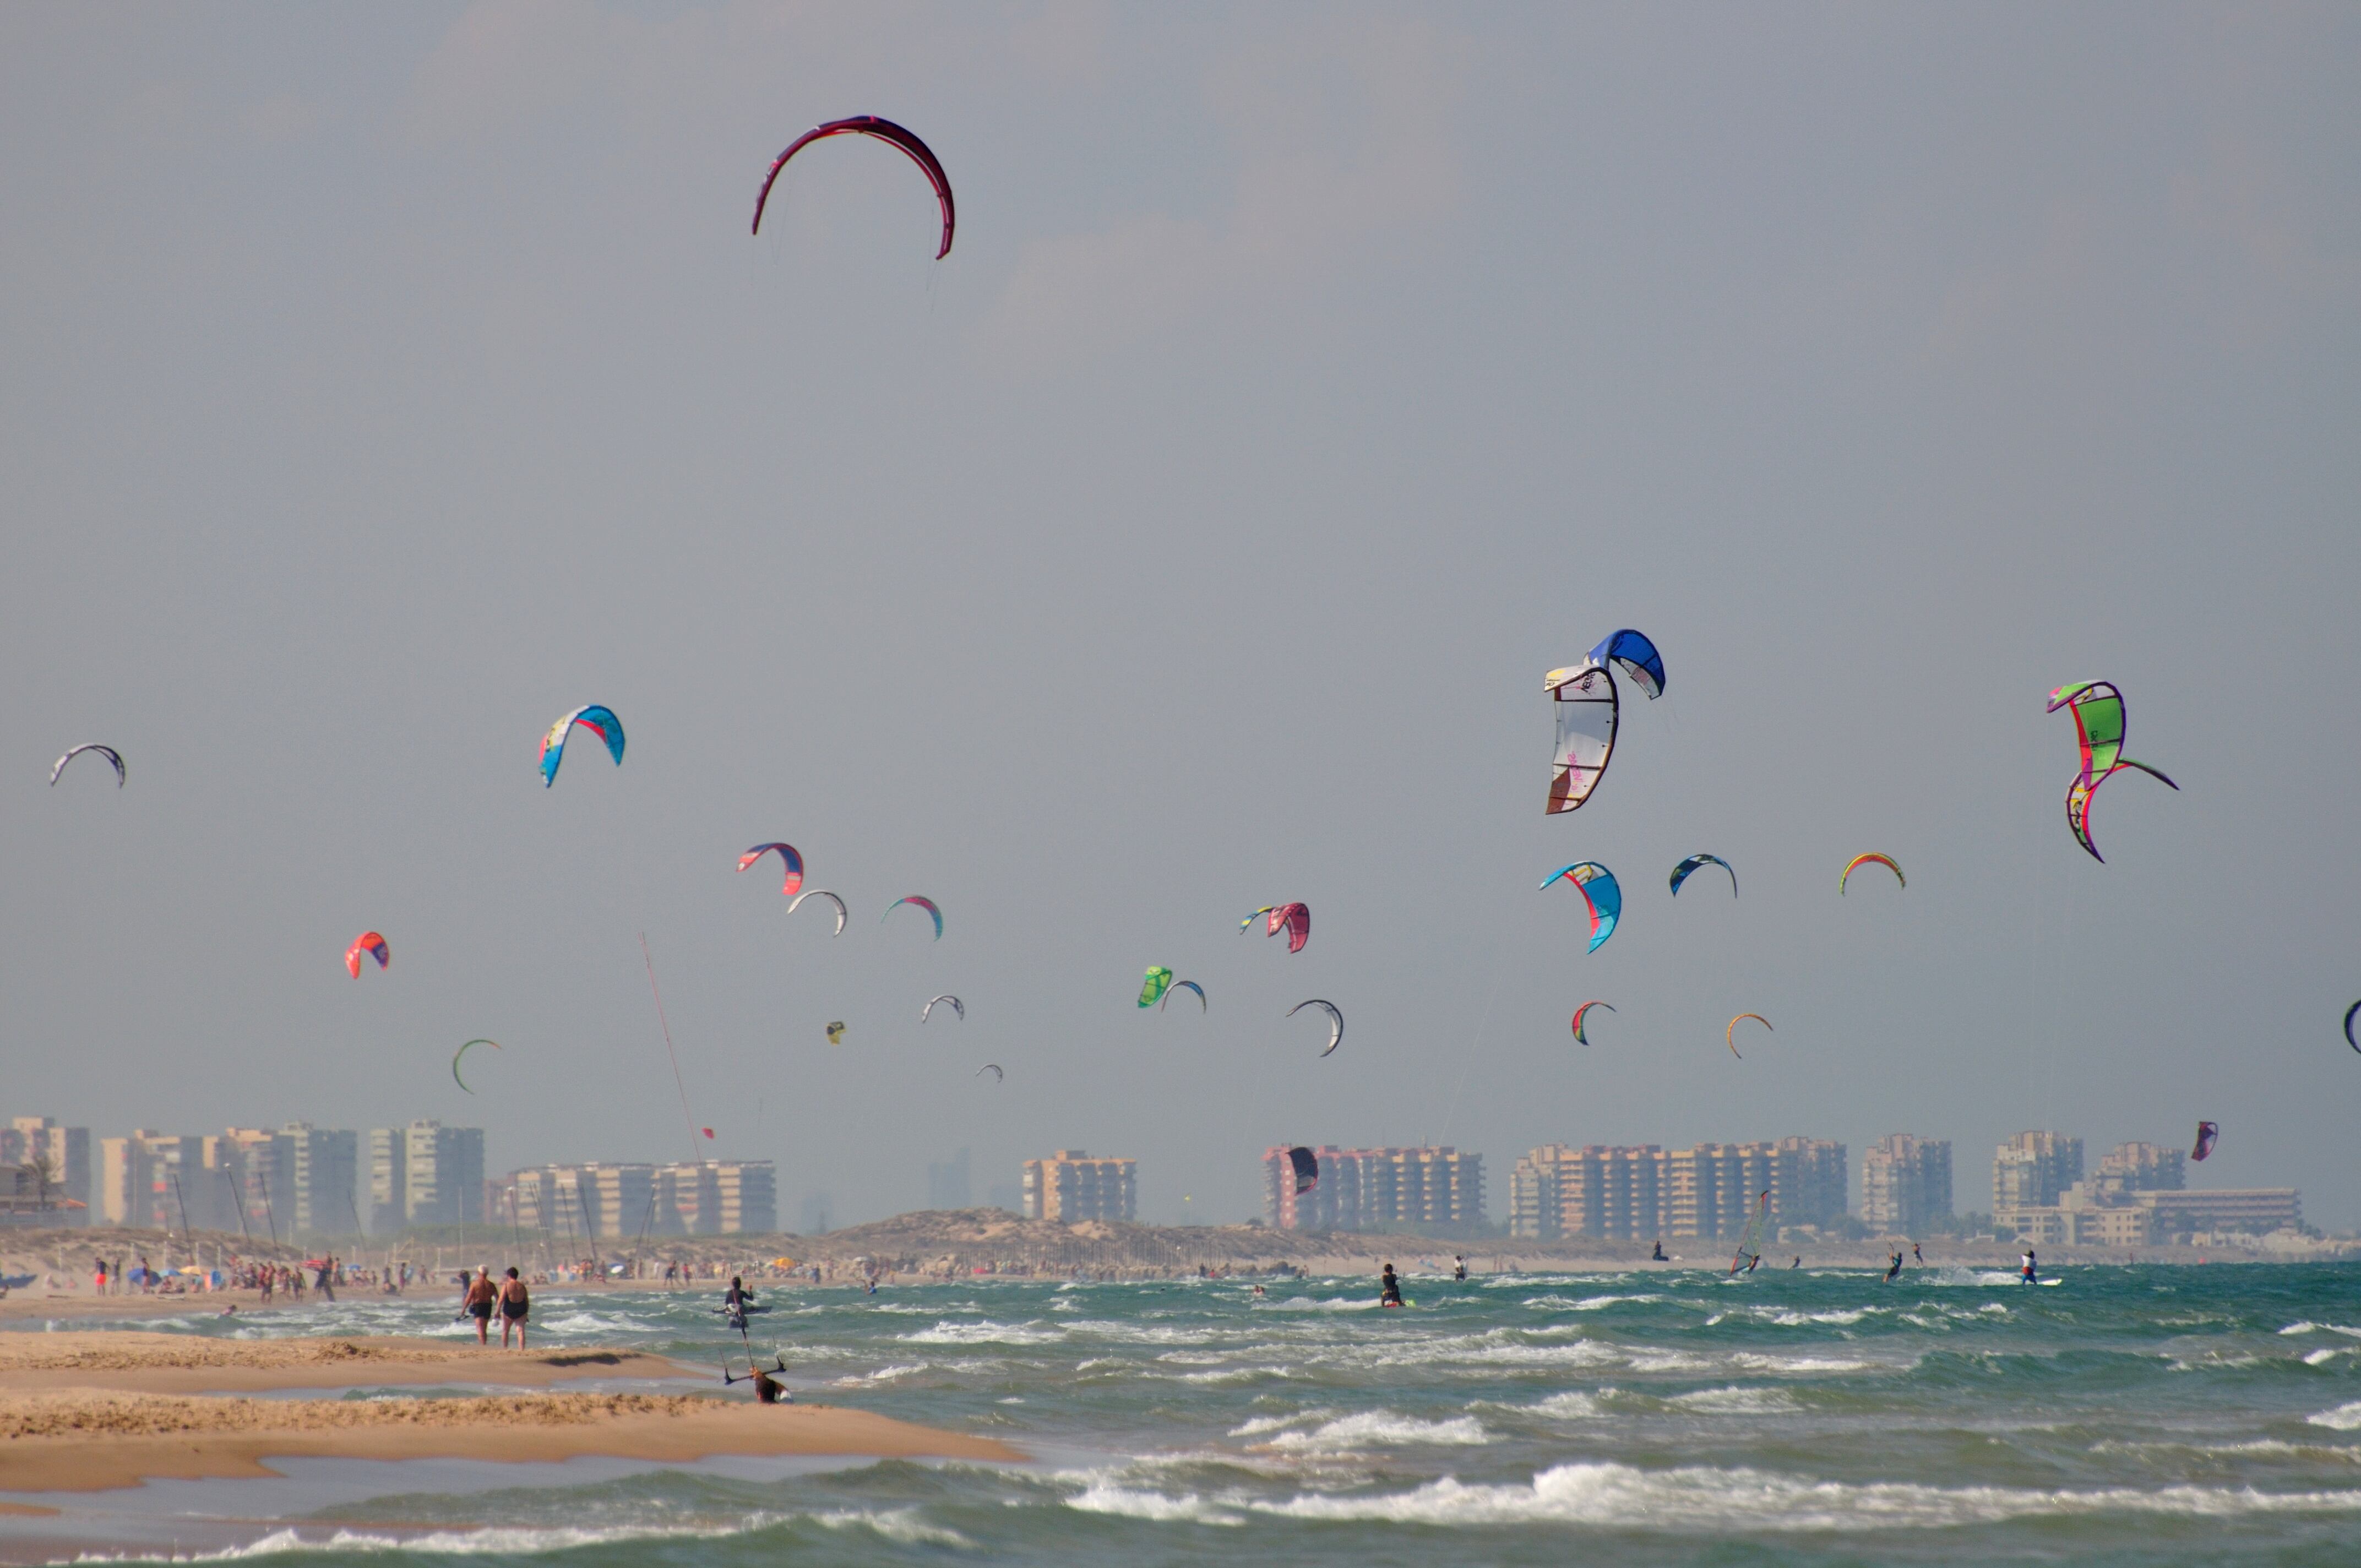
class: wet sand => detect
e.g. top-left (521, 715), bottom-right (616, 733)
top-left (0, 1334), bottom-right (1019, 1494)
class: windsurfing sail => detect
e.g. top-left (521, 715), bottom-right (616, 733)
top-left (1728, 1190), bottom-right (1770, 1274)
top-left (2047, 682), bottom-right (2179, 862)
top-left (50, 744), bottom-right (124, 787)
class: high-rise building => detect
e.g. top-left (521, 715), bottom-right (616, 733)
top-left (1510, 1140), bottom-right (1846, 1240)
top-left (2097, 1142), bottom-right (2184, 1193)
top-left (1264, 1147), bottom-right (1485, 1232)
top-left (4, 1118), bottom-right (91, 1225)
top-left (1993, 1132), bottom-right (2082, 1212)
top-left (1862, 1135), bottom-right (1954, 1234)
top-left (710, 1160), bottom-right (776, 1234)
top-left (278, 1124), bottom-right (360, 1236)
top-left (98, 1131), bottom-right (207, 1231)
top-left (396, 1121), bottom-right (485, 1227)
top-left (366, 1128), bottom-right (407, 1234)
top-left (1021, 1150), bottom-right (1136, 1222)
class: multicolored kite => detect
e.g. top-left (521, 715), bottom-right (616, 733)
top-left (737, 843), bottom-right (805, 896)
top-left (2047, 682), bottom-right (2178, 862)
top-left (1541, 861), bottom-right (1622, 952)
top-left (883, 895), bottom-right (942, 939)
top-left (825, 1021), bottom-right (847, 1045)
top-left (1839, 853), bottom-right (1905, 895)
top-left (345, 932), bottom-right (389, 978)
top-left (1544, 629), bottom-right (1663, 815)
top-left (1250, 903), bottom-right (1309, 954)
top-left (2191, 1120), bottom-right (2220, 1162)
top-left (752, 116), bottom-right (955, 259)
top-left (1571, 1000), bottom-right (1615, 1046)
top-left (538, 705), bottom-right (624, 787)
top-left (1139, 967), bottom-right (1174, 1008)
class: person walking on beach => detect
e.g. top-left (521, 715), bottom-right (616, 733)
top-left (462, 1267), bottom-right (498, 1344)
top-left (498, 1267), bottom-right (530, 1349)
top-left (314, 1257), bottom-right (336, 1303)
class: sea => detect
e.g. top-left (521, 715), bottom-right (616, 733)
top-left (7, 1261), bottom-right (2361, 1565)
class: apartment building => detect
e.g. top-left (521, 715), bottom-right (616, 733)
top-left (366, 1128), bottom-right (407, 1234)
top-left (1265, 1147), bottom-right (1487, 1232)
top-left (1861, 1135), bottom-right (1954, 1234)
top-left (395, 1121), bottom-right (485, 1227)
top-left (2096, 1141), bottom-right (2184, 1193)
top-left (507, 1159), bottom-right (777, 1238)
top-left (278, 1123), bottom-right (360, 1235)
top-left (2, 1118), bottom-right (91, 1224)
top-left (1021, 1150), bottom-right (1136, 1223)
top-left (1992, 1131), bottom-right (2083, 1212)
top-left (1509, 1139), bottom-right (1846, 1240)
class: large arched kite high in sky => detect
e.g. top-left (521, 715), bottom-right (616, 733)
top-left (752, 116), bottom-right (955, 259)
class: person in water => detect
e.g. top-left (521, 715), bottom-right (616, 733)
top-left (1651, 1240), bottom-right (1667, 1262)
top-left (1885, 1250), bottom-right (1904, 1282)
top-left (462, 1266), bottom-right (497, 1345)
top-left (724, 1275), bottom-right (754, 1327)
top-left (1378, 1264), bottom-right (1403, 1307)
top-left (1453, 1255), bottom-right (1467, 1281)
top-left (2020, 1249), bottom-right (2038, 1284)
top-left (1745, 1254), bottom-right (1761, 1272)
top-left (1912, 1242), bottom-right (1924, 1265)
top-left (498, 1267), bottom-right (530, 1349)
top-left (1790, 1256), bottom-right (1802, 1268)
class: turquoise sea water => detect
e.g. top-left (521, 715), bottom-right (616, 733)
top-left (6, 1261), bottom-right (2361, 1564)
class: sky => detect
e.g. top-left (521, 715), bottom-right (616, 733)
top-left (4, 3), bottom-right (2358, 1232)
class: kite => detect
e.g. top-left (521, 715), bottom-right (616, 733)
top-left (452, 1038), bottom-right (500, 1095)
top-left (1256, 903), bottom-right (1310, 954)
top-left (2047, 682), bottom-right (2179, 862)
top-left (1540, 861), bottom-right (1622, 952)
top-left (2347, 1000), bottom-right (2361, 1055)
top-left (1726, 1012), bottom-right (1771, 1058)
top-left (751, 116), bottom-right (955, 259)
top-left (976, 1063), bottom-right (1003, 1081)
top-left (1670, 853), bottom-right (1736, 897)
top-left (49, 744), bottom-right (124, 788)
top-left (1162, 979), bottom-right (1207, 1012)
top-left (2191, 1120), bottom-right (2220, 1162)
top-left (923, 995), bottom-right (963, 1023)
top-left (785, 889), bottom-right (848, 935)
top-left (825, 1021), bottom-right (847, 1045)
top-left (1240, 906), bottom-right (1277, 933)
top-left (1286, 999), bottom-right (1343, 1058)
top-left (1543, 628), bottom-right (1663, 815)
top-left (1285, 1146), bottom-right (1319, 1196)
top-left (883, 896), bottom-right (943, 939)
top-left (736, 843), bottom-right (805, 897)
top-left (1139, 967), bottom-right (1174, 1008)
top-left (1839, 853), bottom-right (1905, 895)
top-left (538, 705), bottom-right (624, 787)
top-left (1571, 1000), bottom-right (1615, 1046)
top-left (344, 932), bottom-right (389, 978)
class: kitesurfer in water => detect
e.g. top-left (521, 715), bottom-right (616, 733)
top-left (1453, 1255), bottom-right (1467, 1281)
top-left (1651, 1240), bottom-right (1667, 1262)
top-left (1885, 1251), bottom-right (1904, 1282)
top-left (724, 1275), bottom-right (754, 1329)
top-left (1790, 1256), bottom-right (1801, 1269)
top-left (2020, 1248), bottom-right (2038, 1284)
top-left (1379, 1264), bottom-right (1403, 1308)
top-left (1912, 1243), bottom-right (1924, 1265)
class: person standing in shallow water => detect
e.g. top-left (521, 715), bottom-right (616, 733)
top-left (463, 1267), bottom-right (497, 1344)
top-left (1378, 1264), bottom-right (1402, 1307)
top-left (499, 1267), bottom-right (530, 1349)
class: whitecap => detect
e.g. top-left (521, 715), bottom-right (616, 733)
top-left (900, 1319), bottom-right (1063, 1346)
top-left (1666, 1385), bottom-right (1801, 1414)
top-left (1256, 1410), bottom-right (1490, 1451)
top-left (1247, 1460), bottom-right (2361, 1529)
top-left (2309, 1401), bottom-right (2361, 1431)
top-left (1067, 1480), bottom-right (1244, 1525)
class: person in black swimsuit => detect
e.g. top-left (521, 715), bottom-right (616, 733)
top-left (1378, 1264), bottom-right (1403, 1307)
top-left (499, 1267), bottom-right (530, 1349)
top-left (1885, 1251), bottom-right (1904, 1282)
top-left (462, 1267), bottom-right (497, 1344)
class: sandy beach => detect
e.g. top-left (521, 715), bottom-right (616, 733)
top-left (0, 1333), bottom-right (1018, 1495)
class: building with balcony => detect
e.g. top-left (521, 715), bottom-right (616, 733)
top-left (1509, 1139), bottom-right (1845, 1240)
top-left (1861, 1135), bottom-right (1953, 1234)
top-left (1, 1118), bottom-right (90, 1225)
top-left (1992, 1131), bottom-right (2082, 1213)
top-left (1267, 1147), bottom-right (1486, 1232)
top-left (1021, 1150), bottom-right (1136, 1223)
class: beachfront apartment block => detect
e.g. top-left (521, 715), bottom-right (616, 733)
top-left (1508, 1139), bottom-right (1845, 1242)
top-left (1, 1117), bottom-right (91, 1226)
top-left (1021, 1151), bottom-right (1136, 1223)
top-left (278, 1124), bottom-right (360, 1234)
top-left (367, 1128), bottom-right (406, 1233)
top-left (499, 1161), bottom-right (779, 1237)
top-left (1991, 1131), bottom-right (2083, 1211)
top-left (2096, 1141), bottom-right (2185, 1193)
top-left (89, 1125), bottom-right (361, 1239)
top-left (1261, 1146), bottom-right (1487, 1233)
top-left (393, 1121), bottom-right (485, 1228)
top-left (1860, 1135), bottom-right (1954, 1235)
top-left (2000, 1186), bottom-right (2303, 1247)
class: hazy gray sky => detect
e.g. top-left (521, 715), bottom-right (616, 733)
top-left (6, 3), bottom-right (2358, 1230)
